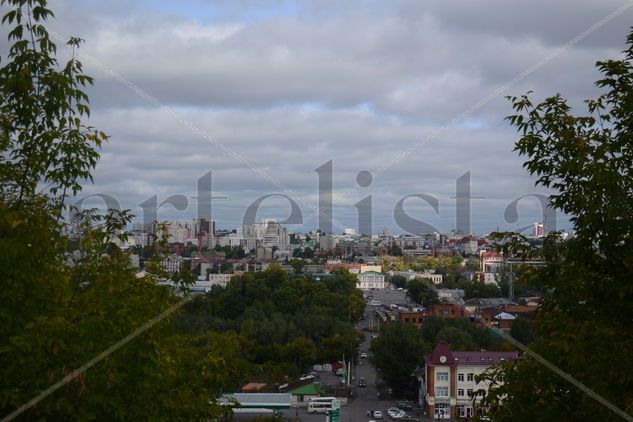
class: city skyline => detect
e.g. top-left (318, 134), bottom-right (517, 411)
top-left (34, 0), bottom-right (632, 233)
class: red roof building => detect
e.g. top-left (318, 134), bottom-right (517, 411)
top-left (420, 342), bottom-right (518, 419)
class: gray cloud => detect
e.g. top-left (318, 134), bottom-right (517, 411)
top-left (24, 0), bottom-right (633, 232)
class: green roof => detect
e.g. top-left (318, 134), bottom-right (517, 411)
top-left (312, 273), bottom-right (335, 281)
top-left (287, 383), bottom-right (320, 395)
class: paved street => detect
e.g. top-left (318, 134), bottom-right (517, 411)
top-left (280, 287), bottom-right (438, 422)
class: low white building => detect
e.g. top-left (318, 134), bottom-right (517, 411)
top-left (437, 289), bottom-right (465, 302)
top-left (357, 271), bottom-right (386, 290)
top-left (208, 273), bottom-right (234, 288)
top-left (387, 270), bottom-right (443, 285)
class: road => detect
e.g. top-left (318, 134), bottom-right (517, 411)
top-left (349, 287), bottom-right (414, 420)
top-left (281, 287), bottom-right (433, 421)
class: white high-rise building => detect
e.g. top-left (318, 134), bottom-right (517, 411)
top-left (240, 219), bottom-right (289, 249)
top-left (533, 222), bottom-right (545, 238)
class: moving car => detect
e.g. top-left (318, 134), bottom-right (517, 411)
top-left (371, 410), bottom-right (383, 419)
top-left (360, 352), bottom-right (368, 359)
top-left (358, 377), bottom-right (367, 387)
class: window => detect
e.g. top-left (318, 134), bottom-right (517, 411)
top-left (437, 371), bottom-right (449, 382)
top-left (458, 406), bottom-right (474, 417)
top-left (467, 389), bottom-right (473, 397)
top-left (435, 403), bottom-right (450, 418)
top-left (458, 389), bottom-right (464, 397)
top-left (435, 386), bottom-right (449, 397)
top-left (458, 373), bottom-right (464, 382)
top-left (467, 373), bottom-right (474, 382)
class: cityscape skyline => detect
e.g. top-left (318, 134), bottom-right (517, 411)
top-left (37, 0), bottom-right (630, 233)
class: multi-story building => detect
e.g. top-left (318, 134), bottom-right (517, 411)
top-left (387, 270), bottom-right (443, 285)
top-left (463, 239), bottom-right (479, 255)
top-left (480, 251), bottom-right (503, 272)
top-left (165, 222), bottom-right (190, 244)
top-left (319, 233), bottom-right (336, 251)
top-left (533, 222), bottom-right (545, 238)
top-left (357, 271), bottom-right (386, 290)
top-left (241, 219), bottom-right (289, 249)
top-left (398, 310), bottom-right (425, 326)
top-left (476, 271), bottom-right (499, 285)
top-left (421, 342), bottom-right (518, 419)
top-left (161, 254), bottom-right (184, 274)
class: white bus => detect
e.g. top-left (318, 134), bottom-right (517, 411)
top-left (307, 397), bottom-right (340, 414)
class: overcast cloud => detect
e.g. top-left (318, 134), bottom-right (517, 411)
top-left (20, 0), bottom-right (633, 233)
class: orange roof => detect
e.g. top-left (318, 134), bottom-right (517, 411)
top-left (241, 383), bottom-right (267, 392)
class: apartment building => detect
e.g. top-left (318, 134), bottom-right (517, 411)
top-left (421, 342), bottom-right (518, 419)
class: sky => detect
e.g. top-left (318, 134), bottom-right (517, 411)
top-left (14, 0), bottom-right (633, 234)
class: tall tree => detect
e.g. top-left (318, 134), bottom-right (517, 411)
top-left (370, 321), bottom-right (425, 396)
top-left (406, 278), bottom-right (439, 306)
top-left (478, 30), bottom-right (633, 421)
top-left (0, 1), bottom-right (225, 419)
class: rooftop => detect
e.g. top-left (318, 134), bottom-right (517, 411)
top-left (221, 393), bottom-right (291, 409)
top-left (424, 341), bottom-right (518, 366)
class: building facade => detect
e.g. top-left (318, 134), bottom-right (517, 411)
top-left (357, 271), bottom-right (386, 290)
top-left (422, 342), bottom-right (518, 419)
top-left (387, 270), bottom-right (443, 285)
top-left (208, 273), bottom-right (234, 288)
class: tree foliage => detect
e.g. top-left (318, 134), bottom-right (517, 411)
top-left (370, 321), bottom-right (425, 396)
top-left (406, 278), bottom-right (439, 306)
top-left (479, 30), bottom-right (633, 421)
top-left (0, 1), bottom-right (226, 419)
top-left (174, 266), bottom-right (364, 382)
top-left (420, 317), bottom-right (507, 353)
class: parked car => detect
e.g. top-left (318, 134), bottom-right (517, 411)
top-left (387, 407), bottom-right (407, 419)
top-left (396, 403), bottom-right (413, 411)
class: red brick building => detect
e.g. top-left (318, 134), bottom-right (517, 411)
top-left (424, 303), bottom-right (469, 319)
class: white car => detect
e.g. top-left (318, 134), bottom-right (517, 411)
top-left (360, 352), bottom-right (368, 359)
top-left (372, 410), bottom-right (383, 419)
top-left (387, 407), bottom-right (405, 418)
